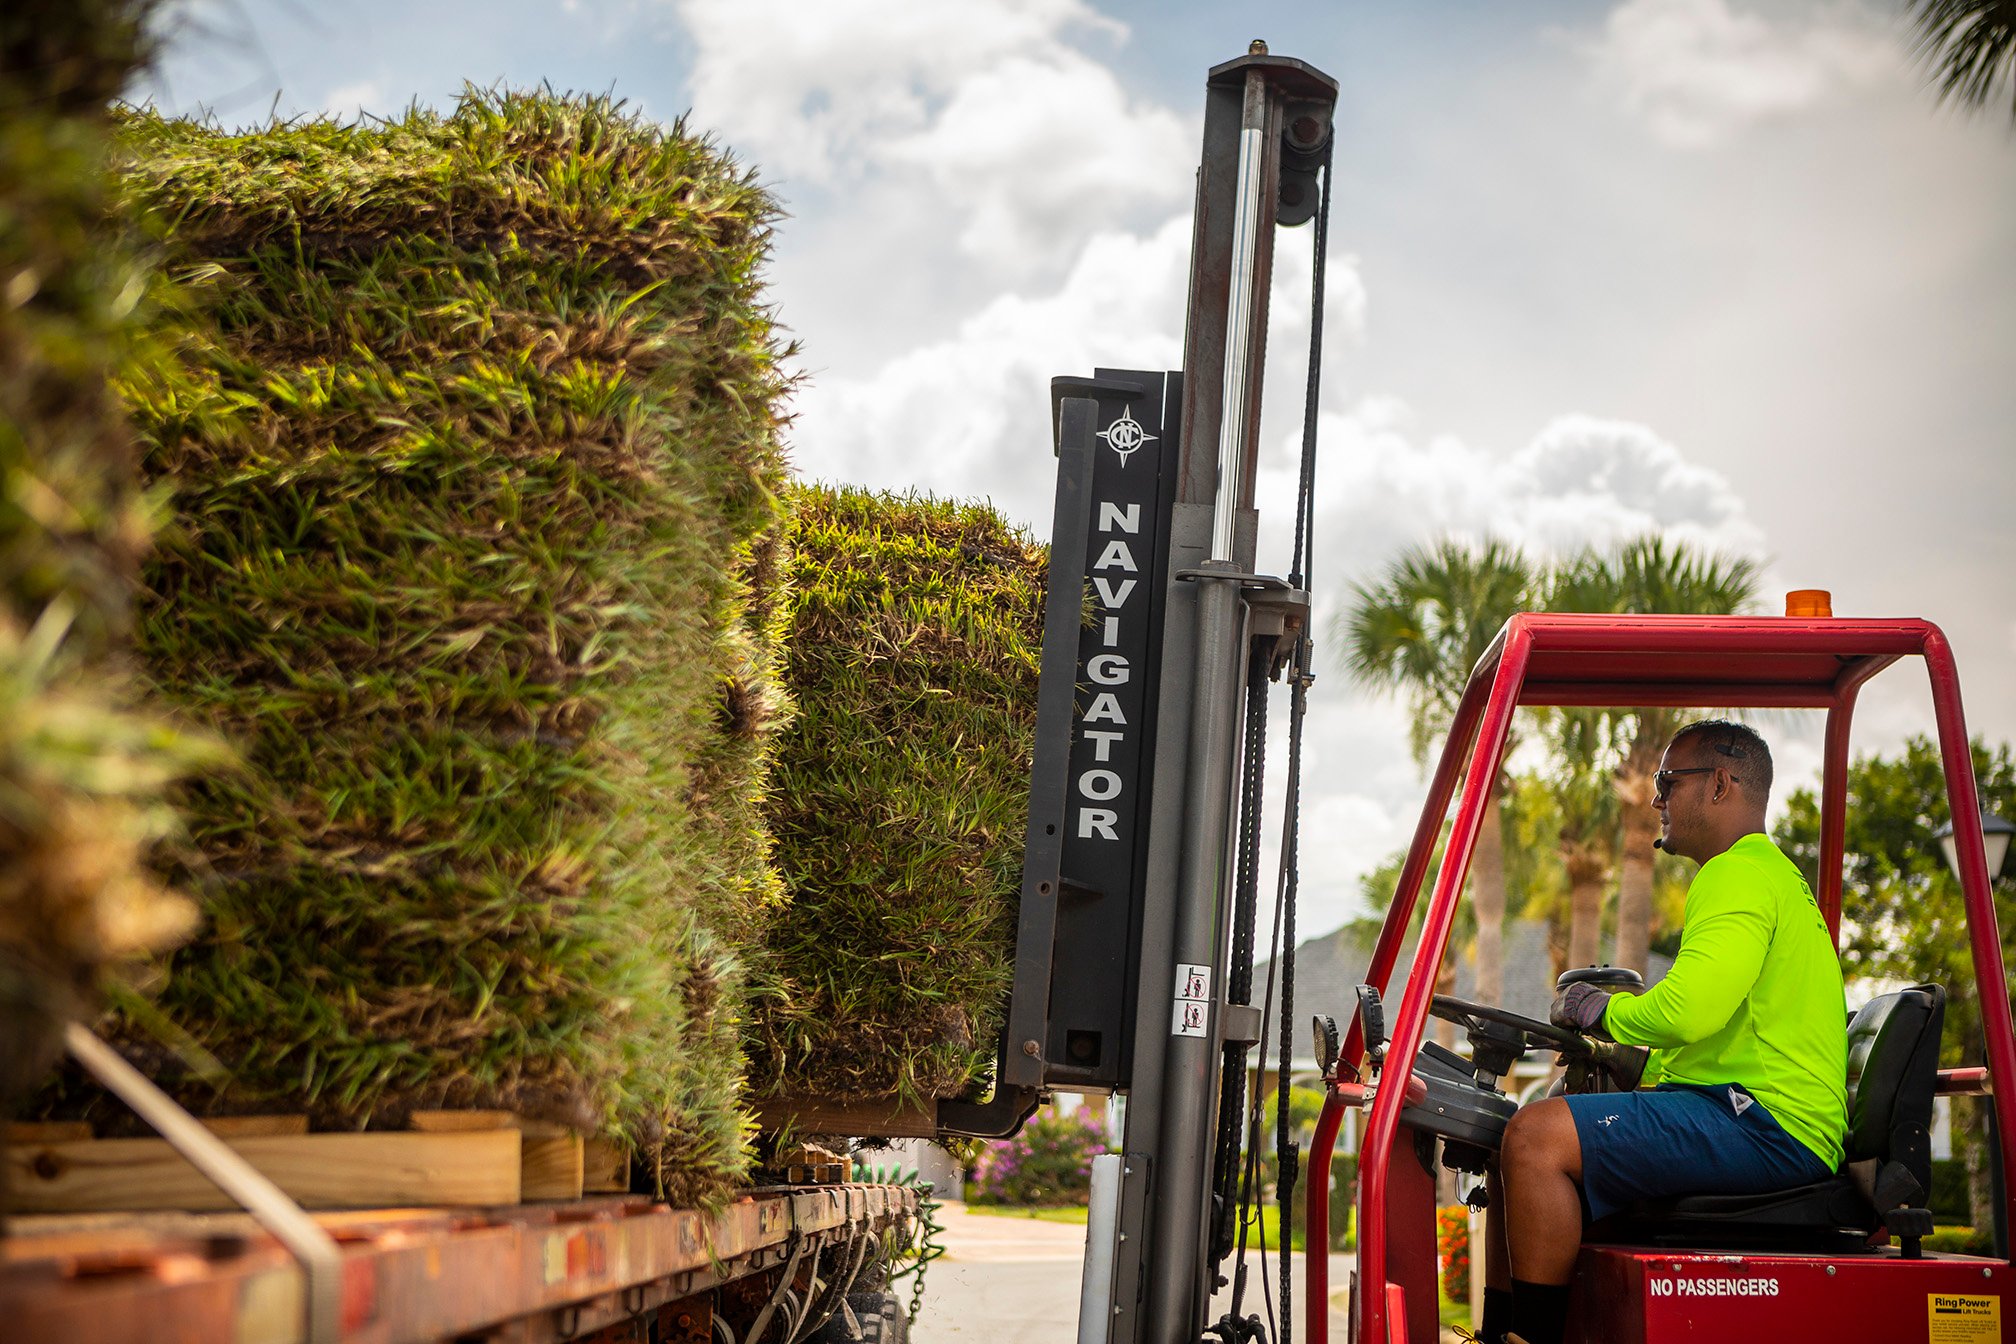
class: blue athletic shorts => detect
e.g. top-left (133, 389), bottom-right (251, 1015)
top-left (1563, 1082), bottom-right (1834, 1223)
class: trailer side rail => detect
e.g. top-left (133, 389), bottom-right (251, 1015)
top-left (1, 1185), bottom-right (917, 1344)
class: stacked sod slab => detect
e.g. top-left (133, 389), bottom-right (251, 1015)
top-left (73, 94), bottom-right (793, 1205)
top-left (21, 81), bottom-right (1043, 1201)
top-left (754, 486), bottom-right (1045, 1106)
top-left (0, 0), bottom-right (217, 1112)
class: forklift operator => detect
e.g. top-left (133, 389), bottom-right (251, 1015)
top-left (1478, 720), bottom-right (1849, 1344)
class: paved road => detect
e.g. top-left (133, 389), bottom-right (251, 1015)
top-left (911, 1202), bottom-right (1354, 1342)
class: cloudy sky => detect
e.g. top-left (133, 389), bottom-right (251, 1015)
top-left (150, 0), bottom-right (2016, 939)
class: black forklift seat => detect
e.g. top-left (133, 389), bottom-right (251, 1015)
top-left (1599, 984), bottom-right (1947, 1254)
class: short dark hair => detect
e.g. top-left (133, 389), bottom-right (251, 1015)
top-left (1670, 719), bottom-right (1773, 801)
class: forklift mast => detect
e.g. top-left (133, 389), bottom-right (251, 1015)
top-left (940, 44), bottom-right (1340, 1344)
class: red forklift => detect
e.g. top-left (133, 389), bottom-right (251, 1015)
top-left (971, 40), bottom-right (2014, 1344)
top-left (1304, 611), bottom-right (2016, 1343)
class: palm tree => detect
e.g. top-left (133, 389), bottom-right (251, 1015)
top-left (1906, 1), bottom-right (2016, 121)
top-left (1501, 772), bottom-right (1572, 984)
top-left (1345, 538), bottom-right (1537, 1011)
top-left (1547, 709), bottom-right (1623, 975)
top-left (1547, 538), bottom-right (1759, 974)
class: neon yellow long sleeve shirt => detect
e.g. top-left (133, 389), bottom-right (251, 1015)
top-left (1600, 832), bottom-right (1848, 1172)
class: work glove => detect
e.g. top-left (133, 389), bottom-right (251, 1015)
top-left (1589, 1040), bottom-right (1652, 1092)
top-left (1549, 981), bottom-right (1612, 1038)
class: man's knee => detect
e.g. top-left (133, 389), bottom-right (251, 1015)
top-left (1502, 1097), bottom-right (1581, 1177)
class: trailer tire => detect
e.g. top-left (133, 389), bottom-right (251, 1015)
top-left (809, 1288), bottom-right (908, 1344)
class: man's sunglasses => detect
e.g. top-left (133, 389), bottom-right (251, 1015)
top-left (1653, 767), bottom-right (1718, 801)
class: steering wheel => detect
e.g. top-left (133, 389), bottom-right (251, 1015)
top-left (1430, 994), bottom-right (1591, 1058)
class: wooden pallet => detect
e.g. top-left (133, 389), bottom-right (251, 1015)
top-left (3, 1113), bottom-right (630, 1215)
top-left (770, 1143), bottom-right (849, 1185)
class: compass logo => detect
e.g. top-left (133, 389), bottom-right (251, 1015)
top-left (1096, 407), bottom-right (1156, 466)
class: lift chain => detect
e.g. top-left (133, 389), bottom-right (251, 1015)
top-left (1212, 652), bottom-right (1274, 1266)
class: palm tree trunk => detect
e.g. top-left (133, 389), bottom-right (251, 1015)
top-left (1613, 747), bottom-right (1660, 975)
top-left (1472, 783), bottom-right (1508, 1006)
top-left (1544, 907), bottom-right (1568, 986)
top-left (1565, 856), bottom-right (1605, 974)
top-left (1965, 1014), bottom-right (1995, 1237)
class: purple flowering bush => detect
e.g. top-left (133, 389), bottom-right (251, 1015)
top-left (967, 1108), bottom-right (1112, 1205)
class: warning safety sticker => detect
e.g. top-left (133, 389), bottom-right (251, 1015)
top-left (1928, 1292), bottom-right (1999, 1344)
top-left (1171, 963), bottom-right (1211, 1037)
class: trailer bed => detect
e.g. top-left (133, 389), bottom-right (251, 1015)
top-left (1, 1184), bottom-right (918, 1343)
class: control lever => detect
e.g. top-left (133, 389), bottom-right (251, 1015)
top-left (1356, 985), bottom-right (1388, 1064)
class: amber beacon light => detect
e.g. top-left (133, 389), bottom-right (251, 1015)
top-left (1785, 589), bottom-right (1834, 617)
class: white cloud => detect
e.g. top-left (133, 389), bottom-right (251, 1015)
top-left (788, 215), bottom-right (1191, 518)
top-left (320, 80), bottom-right (387, 117)
top-left (790, 211), bottom-right (1369, 528)
top-left (1303, 403), bottom-right (1767, 589)
top-left (1578, 0), bottom-right (1898, 148)
top-left (1506, 413), bottom-right (1768, 555)
top-left (675, 0), bottom-right (1188, 270)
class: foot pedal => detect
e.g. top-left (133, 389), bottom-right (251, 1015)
top-left (1889, 1206), bottom-right (1935, 1259)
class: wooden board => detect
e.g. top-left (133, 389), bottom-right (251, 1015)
top-left (776, 1144), bottom-right (849, 1185)
top-left (406, 1109), bottom-right (517, 1133)
top-left (582, 1138), bottom-right (630, 1193)
top-left (406, 1111), bottom-right (584, 1198)
top-left (756, 1096), bottom-right (938, 1139)
top-left (783, 1161), bottom-right (848, 1184)
top-left (407, 1110), bottom-right (572, 1139)
top-left (4, 1117), bottom-right (305, 1143)
top-left (199, 1115), bottom-right (306, 1138)
top-left (4, 1130), bottom-right (522, 1214)
top-left (4, 1123), bottom-right (92, 1143)
top-left (519, 1135), bottom-right (585, 1201)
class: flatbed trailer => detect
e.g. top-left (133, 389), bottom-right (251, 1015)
top-left (0, 1183), bottom-right (919, 1344)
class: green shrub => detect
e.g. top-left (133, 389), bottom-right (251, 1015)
top-left (1930, 1157), bottom-right (1971, 1223)
top-left (1286, 1152), bottom-right (1358, 1252)
top-left (1261, 1084), bottom-right (1328, 1147)
top-left (1437, 1204), bottom-right (1471, 1302)
top-left (968, 1108), bottom-right (1110, 1206)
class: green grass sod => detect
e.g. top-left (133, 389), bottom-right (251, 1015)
top-left (0, 0), bottom-right (221, 1109)
top-left (751, 485), bottom-right (1044, 1105)
top-left (36, 92), bottom-right (793, 1207)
